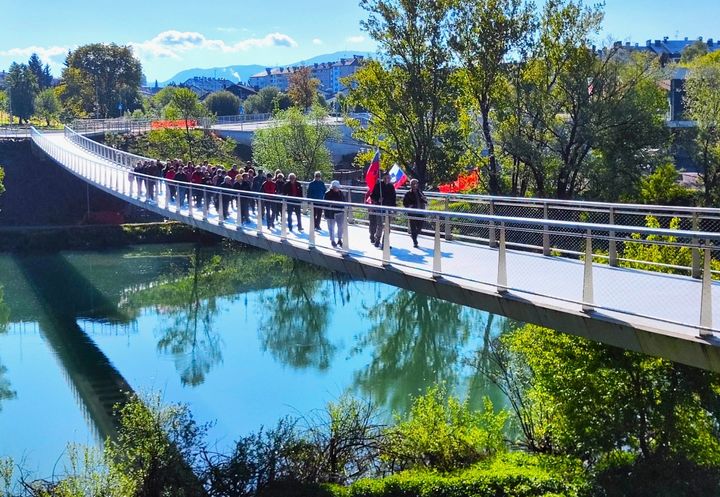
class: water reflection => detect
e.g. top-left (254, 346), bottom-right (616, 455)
top-left (259, 263), bottom-right (349, 370)
top-left (0, 286), bottom-right (17, 411)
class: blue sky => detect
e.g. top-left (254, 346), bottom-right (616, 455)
top-left (0, 0), bottom-right (717, 82)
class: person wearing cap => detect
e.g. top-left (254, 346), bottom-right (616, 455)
top-left (323, 180), bottom-right (346, 248)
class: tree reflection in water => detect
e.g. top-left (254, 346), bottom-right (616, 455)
top-left (352, 289), bottom-right (498, 413)
top-left (0, 286), bottom-right (16, 409)
top-left (154, 249), bottom-right (222, 387)
top-left (258, 261), bottom-right (349, 370)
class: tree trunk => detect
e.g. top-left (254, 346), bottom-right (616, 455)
top-left (481, 102), bottom-right (500, 195)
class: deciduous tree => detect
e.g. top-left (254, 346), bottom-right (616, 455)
top-left (203, 90), bottom-right (241, 116)
top-left (243, 86), bottom-right (291, 114)
top-left (171, 88), bottom-right (204, 161)
top-left (59, 43), bottom-right (142, 118)
top-left (34, 88), bottom-right (61, 126)
top-left (288, 67), bottom-right (320, 110)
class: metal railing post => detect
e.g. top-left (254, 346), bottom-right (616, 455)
top-left (700, 242), bottom-right (713, 336)
top-left (488, 199), bottom-right (497, 248)
top-left (608, 207), bottom-right (618, 267)
top-left (433, 215), bottom-right (442, 278)
top-left (281, 200), bottom-right (288, 239)
top-left (444, 197), bottom-right (453, 241)
top-left (257, 198), bottom-right (264, 235)
top-left (342, 206), bottom-right (350, 254)
top-left (692, 213), bottom-right (701, 279)
top-left (382, 212), bottom-right (391, 265)
top-left (542, 202), bottom-right (550, 256)
top-left (497, 223), bottom-right (508, 294)
top-left (218, 190), bottom-right (224, 223)
top-left (188, 187), bottom-right (194, 217)
top-left (582, 229), bottom-right (594, 312)
top-left (202, 190), bottom-right (209, 221)
top-left (309, 201), bottom-right (316, 247)
top-left (236, 195), bottom-right (242, 227)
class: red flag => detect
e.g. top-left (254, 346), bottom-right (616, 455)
top-left (365, 150), bottom-right (380, 190)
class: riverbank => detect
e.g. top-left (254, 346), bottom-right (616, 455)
top-left (0, 222), bottom-right (222, 251)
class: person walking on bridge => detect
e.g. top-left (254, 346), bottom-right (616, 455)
top-left (284, 173), bottom-right (304, 232)
top-left (307, 171), bottom-right (326, 231)
top-left (261, 172), bottom-right (276, 229)
top-left (403, 179), bottom-right (427, 248)
top-left (324, 180), bottom-right (346, 248)
top-left (370, 172), bottom-right (397, 248)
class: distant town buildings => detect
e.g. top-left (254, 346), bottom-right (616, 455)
top-left (248, 55), bottom-right (365, 96)
top-left (605, 36), bottom-right (720, 63)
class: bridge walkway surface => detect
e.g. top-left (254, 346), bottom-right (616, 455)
top-left (31, 128), bottom-right (720, 372)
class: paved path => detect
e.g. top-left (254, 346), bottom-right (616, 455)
top-left (33, 131), bottom-right (720, 371)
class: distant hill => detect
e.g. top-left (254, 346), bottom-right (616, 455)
top-left (160, 50), bottom-right (373, 86)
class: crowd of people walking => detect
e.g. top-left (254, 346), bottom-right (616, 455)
top-left (131, 159), bottom-right (429, 250)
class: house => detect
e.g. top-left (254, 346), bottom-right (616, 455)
top-left (180, 77), bottom-right (235, 98)
top-left (225, 83), bottom-right (257, 100)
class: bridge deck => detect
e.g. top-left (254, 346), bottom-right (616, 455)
top-left (37, 132), bottom-right (720, 371)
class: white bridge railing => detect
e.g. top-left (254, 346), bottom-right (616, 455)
top-left (62, 125), bottom-right (720, 279)
top-left (32, 127), bottom-right (720, 338)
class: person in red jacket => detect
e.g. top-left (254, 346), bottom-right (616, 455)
top-left (261, 172), bottom-right (276, 229)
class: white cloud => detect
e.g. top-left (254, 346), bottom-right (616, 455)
top-left (346, 35), bottom-right (366, 44)
top-left (0, 45), bottom-right (68, 64)
top-left (312, 38), bottom-right (324, 46)
top-left (216, 27), bottom-right (239, 33)
top-left (129, 30), bottom-right (298, 60)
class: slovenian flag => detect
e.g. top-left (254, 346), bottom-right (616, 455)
top-left (388, 163), bottom-right (408, 189)
top-left (365, 150), bottom-right (381, 190)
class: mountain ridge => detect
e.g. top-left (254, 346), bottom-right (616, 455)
top-left (159, 50), bottom-right (373, 86)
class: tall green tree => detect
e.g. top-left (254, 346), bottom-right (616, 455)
top-left (27, 53), bottom-right (52, 90)
top-left (5, 62), bottom-right (38, 123)
top-left (252, 105), bottom-right (338, 179)
top-left (60, 43), bottom-right (142, 118)
top-left (684, 55), bottom-right (720, 205)
top-left (171, 88), bottom-right (204, 161)
top-left (203, 90), bottom-right (241, 116)
top-left (34, 88), bottom-right (61, 126)
top-left (449, 0), bottom-right (535, 195)
top-left (348, 0), bottom-right (456, 186)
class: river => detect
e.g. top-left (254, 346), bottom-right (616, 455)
top-left (0, 244), bottom-right (510, 477)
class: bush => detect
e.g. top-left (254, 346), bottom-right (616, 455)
top-left (205, 91), bottom-right (242, 117)
top-left (325, 453), bottom-right (592, 497)
top-left (382, 387), bottom-right (508, 472)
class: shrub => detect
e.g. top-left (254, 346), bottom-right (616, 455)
top-left (381, 387), bottom-right (508, 472)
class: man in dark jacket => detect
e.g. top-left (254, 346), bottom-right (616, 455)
top-left (283, 173), bottom-right (304, 232)
top-left (233, 172), bottom-right (253, 224)
top-left (402, 178), bottom-right (428, 247)
top-left (370, 172), bottom-right (397, 248)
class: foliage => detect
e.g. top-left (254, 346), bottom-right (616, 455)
top-left (449, 0), bottom-right (534, 195)
top-left (106, 128), bottom-right (238, 164)
top-left (5, 63), bottom-right (38, 123)
top-left (683, 56), bottom-right (720, 205)
top-left (0, 166), bottom-right (4, 196)
top-left (59, 43), bottom-right (142, 118)
top-left (638, 163), bottom-right (697, 205)
top-left (494, 323), bottom-right (720, 483)
top-left (243, 87), bottom-right (291, 114)
top-left (382, 387), bottom-right (507, 472)
top-left (252, 105), bottom-right (338, 179)
top-left (288, 67), bottom-right (320, 110)
top-left (204, 90), bottom-right (242, 117)
top-left (620, 215), bottom-right (720, 276)
top-left (33, 89), bottom-right (61, 127)
top-left (27, 53), bottom-right (52, 91)
top-left (171, 88), bottom-right (206, 161)
top-left (329, 452), bottom-right (592, 497)
top-left (680, 40), bottom-right (709, 64)
top-left (347, 0), bottom-right (457, 187)
top-left (106, 393), bottom-right (207, 497)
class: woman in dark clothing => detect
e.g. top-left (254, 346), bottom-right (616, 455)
top-left (261, 172), bottom-right (277, 229)
top-left (233, 172), bottom-right (253, 224)
top-left (324, 180), bottom-right (346, 248)
top-left (402, 178), bottom-right (428, 247)
top-left (283, 173), bottom-right (304, 232)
